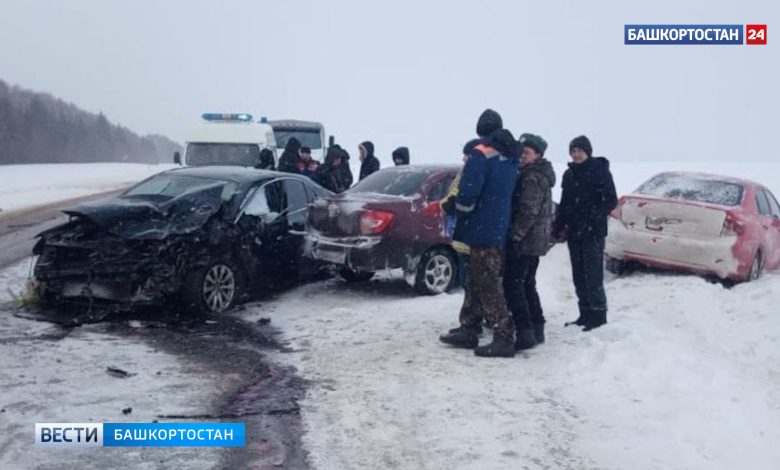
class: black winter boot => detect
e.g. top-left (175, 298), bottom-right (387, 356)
top-left (440, 325), bottom-right (480, 349)
top-left (565, 307), bottom-right (588, 327)
top-left (448, 324), bottom-right (483, 336)
top-left (583, 309), bottom-right (607, 331)
top-left (514, 329), bottom-right (538, 351)
top-left (532, 323), bottom-right (545, 344)
top-left (474, 336), bottom-right (516, 357)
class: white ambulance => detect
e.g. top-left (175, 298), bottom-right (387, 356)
top-left (178, 113), bottom-right (278, 167)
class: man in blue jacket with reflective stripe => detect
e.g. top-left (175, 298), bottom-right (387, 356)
top-left (440, 109), bottom-right (520, 358)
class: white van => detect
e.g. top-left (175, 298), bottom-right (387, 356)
top-left (269, 119), bottom-right (329, 161)
top-left (179, 113), bottom-right (278, 167)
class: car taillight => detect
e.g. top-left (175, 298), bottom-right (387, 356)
top-left (609, 197), bottom-right (625, 220)
top-left (359, 210), bottom-right (395, 235)
top-left (722, 213), bottom-right (745, 236)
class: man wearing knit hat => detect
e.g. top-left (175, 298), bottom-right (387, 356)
top-left (553, 135), bottom-right (617, 331)
top-left (439, 109), bottom-right (519, 358)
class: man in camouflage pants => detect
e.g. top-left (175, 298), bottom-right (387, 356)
top-left (439, 109), bottom-right (519, 357)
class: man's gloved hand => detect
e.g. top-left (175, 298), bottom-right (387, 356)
top-left (441, 198), bottom-right (456, 215)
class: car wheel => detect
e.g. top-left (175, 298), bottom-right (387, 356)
top-left (338, 267), bottom-right (375, 283)
top-left (182, 258), bottom-right (245, 315)
top-left (605, 256), bottom-right (627, 275)
top-left (415, 248), bottom-right (457, 295)
top-left (747, 251), bottom-right (762, 282)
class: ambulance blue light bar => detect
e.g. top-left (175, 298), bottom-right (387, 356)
top-left (201, 113), bottom-right (254, 122)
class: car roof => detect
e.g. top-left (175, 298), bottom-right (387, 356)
top-left (651, 171), bottom-right (758, 188)
top-left (162, 165), bottom-right (309, 184)
top-left (380, 164), bottom-right (461, 172)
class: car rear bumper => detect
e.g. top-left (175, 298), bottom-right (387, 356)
top-left (605, 219), bottom-right (742, 279)
top-left (306, 233), bottom-right (414, 272)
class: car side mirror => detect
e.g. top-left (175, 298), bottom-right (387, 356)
top-left (173, 152), bottom-right (181, 165)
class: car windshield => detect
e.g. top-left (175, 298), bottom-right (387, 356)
top-left (185, 143), bottom-right (260, 166)
top-left (124, 174), bottom-right (239, 202)
top-left (349, 169), bottom-right (431, 197)
top-left (274, 129), bottom-right (323, 149)
top-left (636, 174), bottom-right (744, 206)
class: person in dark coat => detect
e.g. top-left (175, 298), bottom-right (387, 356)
top-left (504, 133), bottom-right (556, 350)
top-left (553, 135), bottom-right (617, 331)
top-left (295, 146), bottom-right (320, 177)
top-left (392, 146), bottom-right (410, 166)
top-left (314, 147), bottom-right (350, 193)
top-left (277, 137), bottom-right (302, 173)
top-left (358, 141), bottom-right (380, 180)
top-left (255, 148), bottom-right (275, 170)
top-left (439, 109), bottom-right (519, 358)
top-left (336, 145), bottom-right (354, 189)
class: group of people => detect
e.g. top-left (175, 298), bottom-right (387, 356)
top-left (255, 136), bottom-right (411, 193)
top-left (439, 109), bottom-right (617, 358)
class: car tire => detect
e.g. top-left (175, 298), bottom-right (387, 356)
top-left (746, 251), bottom-right (763, 282)
top-left (338, 267), bottom-right (375, 283)
top-left (605, 256), bottom-right (628, 275)
top-left (415, 247), bottom-right (457, 295)
top-left (181, 257), bottom-right (245, 315)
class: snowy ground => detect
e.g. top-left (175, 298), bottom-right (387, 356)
top-left (0, 259), bottom-right (260, 469)
top-left (0, 163), bottom-right (175, 215)
top-left (238, 244), bottom-right (780, 470)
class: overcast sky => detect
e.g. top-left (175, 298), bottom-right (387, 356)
top-left (0, 0), bottom-right (777, 166)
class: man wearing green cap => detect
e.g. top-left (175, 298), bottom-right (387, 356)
top-left (504, 133), bottom-right (556, 350)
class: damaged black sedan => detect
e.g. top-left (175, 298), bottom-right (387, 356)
top-left (33, 166), bottom-right (331, 314)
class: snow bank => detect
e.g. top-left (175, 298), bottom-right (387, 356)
top-left (245, 244), bottom-right (780, 470)
top-left (0, 163), bottom-right (176, 215)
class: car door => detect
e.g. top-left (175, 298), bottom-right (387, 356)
top-left (239, 179), bottom-right (288, 279)
top-left (754, 188), bottom-right (778, 267)
top-left (759, 188), bottom-right (780, 267)
top-left (279, 178), bottom-right (312, 277)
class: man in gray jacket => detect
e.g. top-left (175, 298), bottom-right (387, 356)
top-left (504, 133), bottom-right (556, 350)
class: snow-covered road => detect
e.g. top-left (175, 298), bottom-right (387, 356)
top-left (240, 245), bottom-right (780, 470)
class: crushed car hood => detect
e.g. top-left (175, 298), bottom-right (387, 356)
top-left (61, 183), bottom-right (227, 240)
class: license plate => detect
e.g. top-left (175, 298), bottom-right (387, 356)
top-left (62, 282), bottom-right (116, 299)
top-left (314, 247), bottom-right (346, 264)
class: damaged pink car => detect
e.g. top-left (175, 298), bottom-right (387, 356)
top-left (606, 171), bottom-right (780, 284)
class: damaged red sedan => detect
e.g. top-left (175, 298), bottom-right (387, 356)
top-left (33, 166), bottom-right (331, 314)
top-left (306, 165), bottom-right (460, 295)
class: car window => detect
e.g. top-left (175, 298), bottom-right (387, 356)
top-left (755, 189), bottom-right (771, 216)
top-left (244, 187), bottom-right (271, 217)
top-left (349, 169), bottom-right (432, 197)
top-left (284, 179), bottom-right (309, 226)
top-left (244, 181), bottom-right (283, 217)
top-left (760, 189), bottom-right (780, 218)
top-left (427, 175), bottom-right (454, 202)
top-left (636, 174), bottom-right (743, 206)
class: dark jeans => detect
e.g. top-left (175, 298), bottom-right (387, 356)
top-left (568, 235), bottom-right (608, 313)
top-left (459, 246), bottom-right (515, 340)
top-left (504, 254), bottom-right (544, 331)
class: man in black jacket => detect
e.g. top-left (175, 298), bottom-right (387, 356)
top-left (278, 137), bottom-right (302, 174)
top-left (553, 135), bottom-right (617, 331)
top-left (505, 133), bottom-right (556, 350)
top-left (358, 141), bottom-right (380, 180)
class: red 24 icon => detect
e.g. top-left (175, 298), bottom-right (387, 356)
top-left (746, 25), bottom-right (767, 45)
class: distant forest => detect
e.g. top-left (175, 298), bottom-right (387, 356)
top-left (0, 78), bottom-right (181, 164)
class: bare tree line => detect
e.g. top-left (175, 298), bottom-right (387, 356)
top-left (0, 78), bottom-right (181, 165)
